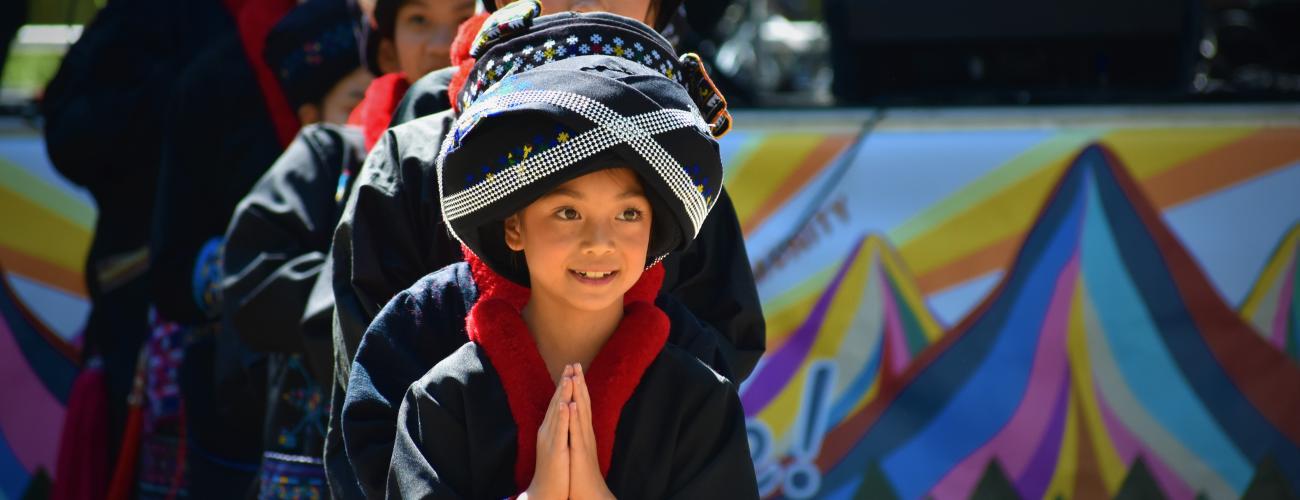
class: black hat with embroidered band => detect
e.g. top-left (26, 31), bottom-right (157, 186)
top-left (437, 3), bottom-right (727, 286)
top-left (265, 0), bottom-right (365, 110)
top-left (478, 0), bottom-right (684, 31)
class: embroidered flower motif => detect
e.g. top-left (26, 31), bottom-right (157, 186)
top-left (613, 37), bottom-right (624, 47)
top-left (503, 52), bottom-right (514, 62)
top-left (590, 34), bottom-right (602, 43)
top-left (533, 50), bottom-right (545, 62)
top-left (566, 35), bottom-right (579, 45)
top-left (522, 45), bottom-right (534, 55)
top-left (633, 42), bottom-right (644, 52)
top-left (543, 39), bottom-right (556, 48)
top-left (556, 45), bottom-right (567, 57)
top-left (684, 164), bottom-right (714, 204)
top-left (652, 50), bottom-right (661, 60)
top-left (603, 45), bottom-right (614, 55)
top-left (578, 44), bottom-right (591, 54)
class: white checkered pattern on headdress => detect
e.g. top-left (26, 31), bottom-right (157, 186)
top-left (437, 88), bottom-right (715, 247)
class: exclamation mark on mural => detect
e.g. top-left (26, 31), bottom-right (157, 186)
top-left (784, 361), bottom-right (836, 499)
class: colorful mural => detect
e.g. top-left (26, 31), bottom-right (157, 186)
top-left (724, 108), bottom-right (1300, 499)
top-left (0, 135), bottom-right (88, 498)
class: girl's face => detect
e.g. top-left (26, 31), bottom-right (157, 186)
top-left (504, 168), bottom-right (653, 313)
top-left (497, 0), bottom-right (657, 25)
top-left (386, 0), bottom-right (475, 82)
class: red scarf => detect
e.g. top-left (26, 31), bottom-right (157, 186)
top-left (225, 0), bottom-right (299, 148)
top-left (463, 250), bottom-right (669, 492)
top-left (346, 72), bottom-right (411, 152)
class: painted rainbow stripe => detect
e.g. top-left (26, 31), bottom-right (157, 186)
top-left (1240, 224), bottom-right (1299, 360)
top-left (741, 235), bottom-right (942, 497)
top-left (0, 157), bottom-right (93, 298)
top-left (793, 144), bottom-right (1300, 500)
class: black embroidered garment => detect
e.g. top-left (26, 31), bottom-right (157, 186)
top-left (221, 123), bottom-right (366, 497)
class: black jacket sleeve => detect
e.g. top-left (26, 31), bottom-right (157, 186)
top-left (221, 124), bottom-right (364, 354)
top-left (660, 188), bottom-right (766, 382)
top-left (386, 345), bottom-right (480, 500)
top-left (339, 264), bottom-right (477, 499)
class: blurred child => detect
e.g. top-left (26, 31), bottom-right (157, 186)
top-left (220, 0), bottom-right (370, 497)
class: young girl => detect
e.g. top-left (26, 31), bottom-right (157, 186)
top-left (377, 13), bottom-right (759, 498)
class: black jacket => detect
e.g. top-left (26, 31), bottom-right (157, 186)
top-left (343, 263), bottom-right (752, 498)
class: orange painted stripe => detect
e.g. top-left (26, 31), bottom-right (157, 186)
top-left (1142, 128), bottom-right (1300, 208)
top-left (741, 135), bottom-right (856, 235)
top-left (914, 233), bottom-right (1024, 294)
top-left (0, 245), bottom-right (87, 298)
top-left (914, 130), bottom-right (1300, 295)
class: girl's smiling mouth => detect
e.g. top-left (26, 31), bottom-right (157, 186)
top-left (570, 269), bottom-right (619, 283)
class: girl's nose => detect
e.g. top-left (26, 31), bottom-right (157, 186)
top-left (580, 220), bottom-right (616, 254)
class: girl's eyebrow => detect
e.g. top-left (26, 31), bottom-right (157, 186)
top-left (541, 188), bottom-right (645, 200)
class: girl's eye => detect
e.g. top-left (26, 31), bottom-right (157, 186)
top-left (405, 14), bottom-right (429, 26)
top-left (617, 208), bottom-right (644, 221)
top-left (556, 207), bottom-right (580, 220)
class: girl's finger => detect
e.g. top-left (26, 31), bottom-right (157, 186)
top-left (561, 375), bottom-right (574, 405)
top-left (574, 366), bottom-right (593, 426)
top-left (568, 401), bottom-right (585, 451)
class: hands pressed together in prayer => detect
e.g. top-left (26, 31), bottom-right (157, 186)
top-left (522, 364), bottom-right (616, 500)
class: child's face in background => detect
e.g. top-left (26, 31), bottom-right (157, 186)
top-left (318, 67), bottom-right (373, 124)
top-left (295, 67), bottom-right (373, 125)
top-left (497, 0), bottom-right (657, 25)
top-left (505, 168), bottom-right (652, 314)
top-left (391, 0), bottom-right (475, 81)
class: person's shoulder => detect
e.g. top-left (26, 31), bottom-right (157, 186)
top-left (375, 262), bottom-right (477, 320)
top-left (382, 109), bottom-right (455, 163)
top-left (392, 67), bottom-right (456, 126)
top-left (297, 122), bottom-right (365, 156)
top-left (277, 123), bottom-right (365, 178)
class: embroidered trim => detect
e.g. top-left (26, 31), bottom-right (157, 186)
top-left (438, 89), bottom-right (712, 241)
top-left (457, 28), bottom-right (685, 112)
top-left (470, 0), bottom-right (542, 58)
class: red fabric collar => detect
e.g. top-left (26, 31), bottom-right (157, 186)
top-left (346, 72), bottom-right (411, 152)
top-left (226, 0), bottom-right (300, 147)
top-left (447, 13), bottom-right (491, 112)
top-left (463, 249), bottom-right (668, 492)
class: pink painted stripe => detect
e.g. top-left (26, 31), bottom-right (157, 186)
top-left (879, 270), bottom-right (911, 376)
top-left (1094, 374), bottom-right (1195, 500)
top-left (0, 313), bottom-right (66, 476)
top-left (1270, 260), bottom-right (1295, 349)
top-left (928, 253), bottom-right (1080, 499)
